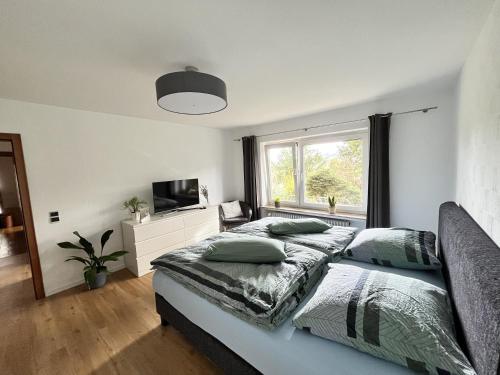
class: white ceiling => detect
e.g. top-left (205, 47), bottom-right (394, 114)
top-left (0, 0), bottom-right (494, 128)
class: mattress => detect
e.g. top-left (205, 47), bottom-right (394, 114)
top-left (153, 259), bottom-right (446, 375)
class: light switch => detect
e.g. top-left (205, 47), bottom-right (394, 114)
top-left (49, 211), bottom-right (60, 223)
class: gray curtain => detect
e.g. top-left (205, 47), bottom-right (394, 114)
top-left (242, 136), bottom-right (260, 220)
top-left (366, 113), bottom-right (392, 228)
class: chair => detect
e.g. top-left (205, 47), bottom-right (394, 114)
top-left (219, 201), bottom-right (253, 231)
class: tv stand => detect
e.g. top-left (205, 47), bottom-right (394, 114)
top-left (157, 205), bottom-right (206, 217)
top-left (176, 205), bottom-right (207, 212)
top-left (121, 206), bottom-right (219, 276)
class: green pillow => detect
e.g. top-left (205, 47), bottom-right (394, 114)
top-left (293, 263), bottom-right (475, 375)
top-left (203, 236), bottom-right (286, 263)
top-left (343, 228), bottom-right (441, 270)
top-left (267, 218), bottom-right (332, 235)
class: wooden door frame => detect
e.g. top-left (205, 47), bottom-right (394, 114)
top-left (0, 133), bottom-right (45, 299)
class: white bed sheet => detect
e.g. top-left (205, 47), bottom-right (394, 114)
top-left (152, 259), bottom-right (445, 375)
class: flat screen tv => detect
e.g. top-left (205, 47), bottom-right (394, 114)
top-left (152, 178), bottom-right (199, 214)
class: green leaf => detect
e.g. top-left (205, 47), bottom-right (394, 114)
top-left (97, 265), bottom-right (108, 273)
top-left (88, 254), bottom-right (100, 267)
top-left (84, 268), bottom-right (97, 288)
top-left (100, 230), bottom-right (113, 251)
top-left (73, 231), bottom-right (95, 255)
top-left (99, 251), bottom-right (127, 264)
top-left (123, 197), bottom-right (147, 212)
top-left (57, 241), bottom-right (84, 250)
top-left (65, 256), bottom-right (90, 265)
top-left (104, 250), bottom-right (128, 258)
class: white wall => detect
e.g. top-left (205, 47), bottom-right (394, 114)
top-left (456, 0), bottom-right (500, 245)
top-left (0, 98), bottom-right (232, 295)
top-left (228, 77), bottom-right (457, 233)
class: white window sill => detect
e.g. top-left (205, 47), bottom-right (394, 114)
top-left (261, 205), bottom-right (366, 221)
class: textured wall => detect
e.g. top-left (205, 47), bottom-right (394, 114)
top-left (456, 0), bottom-right (500, 245)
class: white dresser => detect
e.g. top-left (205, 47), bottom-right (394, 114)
top-left (121, 206), bottom-right (220, 276)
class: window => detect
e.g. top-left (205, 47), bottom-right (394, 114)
top-left (263, 131), bottom-right (368, 214)
top-left (266, 143), bottom-right (297, 202)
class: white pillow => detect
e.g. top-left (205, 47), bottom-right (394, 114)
top-left (221, 200), bottom-right (243, 219)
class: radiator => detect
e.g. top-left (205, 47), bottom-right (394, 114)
top-left (265, 210), bottom-right (351, 227)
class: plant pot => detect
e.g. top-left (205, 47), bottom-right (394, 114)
top-left (328, 206), bottom-right (336, 215)
top-left (88, 271), bottom-right (107, 289)
top-left (274, 202), bottom-right (280, 208)
top-left (132, 211), bottom-right (141, 222)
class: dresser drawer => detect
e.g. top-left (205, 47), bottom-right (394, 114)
top-left (183, 207), bottom-right (219, 228)
top-left (135, 229), bottom-right (185, 257)
top-left (184, 220), bottom-right (220, 245)
top-left (133, 217), bottom-right (184, 242)
top-left (122, 206), bottom-right (221, 278)
top-left (135, 241), bottom-right (185, 277)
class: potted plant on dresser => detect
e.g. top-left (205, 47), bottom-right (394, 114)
top-left (123, 196), bottom-right (147, 222)
top-left (200, 185), bottom-right (209, 205)
top-left (57, 230), bottom-right (127, 289)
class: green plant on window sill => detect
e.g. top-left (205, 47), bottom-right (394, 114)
top-left (328, 195), bottom-right (336, 214)
top-left (57, 230), bottom-right (127, 290)
top-left (274, 197), bottom-right (281, 208)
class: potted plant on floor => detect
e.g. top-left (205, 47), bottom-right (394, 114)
top-left (274, 197), bottom-right (281, 208)
top-left (57, 230), bottom-right (127, 290)
top-left (328, 195), bottom-right (336, 214)
top-left (123, 196), bottom-right (147, 222)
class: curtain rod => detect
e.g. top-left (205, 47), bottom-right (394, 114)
top-left (232, 106), bottom-right (438, 141)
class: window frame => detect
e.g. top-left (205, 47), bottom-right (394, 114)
top-left (262, 129), bottom-right (369, 215)
top-left (264, 141), bottom-right (299, 205)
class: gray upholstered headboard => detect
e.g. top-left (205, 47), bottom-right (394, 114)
top-left (438, 202), bottom-right (500, 375)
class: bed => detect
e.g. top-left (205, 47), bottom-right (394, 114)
top-left (151, 232), bottom-right (329, 330)
top-left (152, 202), bottom-right (500, 375)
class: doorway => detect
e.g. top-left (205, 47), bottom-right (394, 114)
top-left (0, 133), bottom-right (44, 299)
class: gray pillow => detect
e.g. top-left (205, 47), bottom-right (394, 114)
top-left (203, 236), bottom-right (286, 263)
top-left (293, 263), bottom-right (475, 375)
top-left (267, 218), bottom-right (332, 235)
top-left (343, 228), bottom-right (441, 270)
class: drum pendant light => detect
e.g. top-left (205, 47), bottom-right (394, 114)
top-left (155, 66), bottom-right (227, 115)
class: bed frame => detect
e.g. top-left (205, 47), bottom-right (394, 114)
top-left (155, 202), bottom-right (500, 375)
top-left (155, 293), bottom-right (260, 374)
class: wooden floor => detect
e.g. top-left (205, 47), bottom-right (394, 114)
top-left (0, 255), bottom-right (221, 375)
top-left (0, 226), bottom-right (27, 259)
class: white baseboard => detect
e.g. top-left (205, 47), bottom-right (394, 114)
top-left (45, 262), bottom-right (126, 297)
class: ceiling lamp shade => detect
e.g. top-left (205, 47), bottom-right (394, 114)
top-left (155, 66), bottom-right (227, 115)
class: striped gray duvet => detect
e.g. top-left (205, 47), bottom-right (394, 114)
top-left (151, 231), bottom-right (328, 330)
top-left (230, 217), bottom-right (356, 260)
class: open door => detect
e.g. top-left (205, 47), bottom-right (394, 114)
top-left (0, 133), bottom-right (44, 299)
